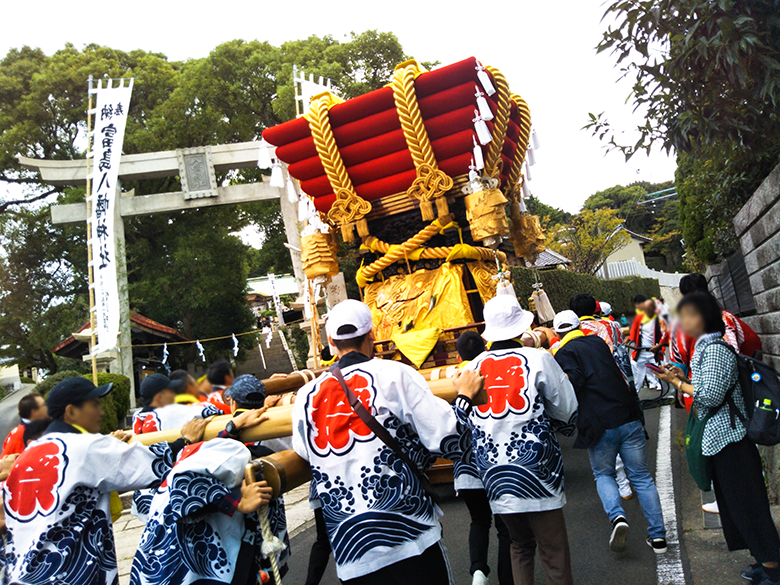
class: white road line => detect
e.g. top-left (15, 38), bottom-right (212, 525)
top-left (656, 405), bottom-right (686, 584)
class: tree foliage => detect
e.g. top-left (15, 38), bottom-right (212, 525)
top-left (0, 31), bottom-right (424, 371)
top-left (588, 0), bottom-right (780, 264)
top-left (547, 208), bottom-right (630, 275)
top-left (588, 0), bottom-right (780, 155)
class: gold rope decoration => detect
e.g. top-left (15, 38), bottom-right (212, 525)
top-left (392, 61), bottom-right (453, 221)
top-left (364, 238), bottom-right (507, 263)
top-left (357, 215), bottom-right (507, 287)
top-left (483, 66), bottom-right (512, 175)
top-left (307, 93), bottom-right (371, 242)
top-left (505, 93), bottom-right (532, 194)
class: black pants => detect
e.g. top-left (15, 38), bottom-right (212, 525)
top-left (341, 541), bottom-right (451, 585)
top-left (460, 488), bottom-right (513, 584)
top-left (305, 507), bottom-right (332, 585)
top-left (711, 437), bottom-right (780, 564)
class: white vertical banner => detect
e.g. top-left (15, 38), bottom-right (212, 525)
top-left (268, 273), bottom-right (285, 326)
top-left (90, 79), bottom-right (133, 353)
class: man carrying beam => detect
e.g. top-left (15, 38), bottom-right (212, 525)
top-left (3, 377), bottom-right (209, 585)
top-left (291, 299), bottom-right (485, 584)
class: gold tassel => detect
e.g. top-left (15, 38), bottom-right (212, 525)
top-left (420, 200), bottom-right (435, 221)
top-left (357, 218), bottom-right (370, 238)
top-left (435, 196), bottom-right (449, 218)
top-left (341, 222), bottom-right (355, 242)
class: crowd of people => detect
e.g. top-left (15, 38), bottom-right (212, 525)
top-left (0, 272), bottom-right (776, 585)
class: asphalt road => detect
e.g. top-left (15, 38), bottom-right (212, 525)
top-left (283, 396), bottom-right (680, 585)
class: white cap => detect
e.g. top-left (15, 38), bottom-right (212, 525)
top-left (553, 310), bottom-right (581, 335)
top-left (326, 299), bottom-right (374, 340)
top-left (599, 301), bottom-right (612, 316)
top-left (482, 295), bottom-right (535, 342)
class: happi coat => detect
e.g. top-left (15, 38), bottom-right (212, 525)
top-left (129, 439), bottom-right (289, 585)
top-left (460, 342), bottom-right (578, 514)
top-left (3, 421), bottom-right (176, 585)
top-left (292, 352), bottom-right (470, 581)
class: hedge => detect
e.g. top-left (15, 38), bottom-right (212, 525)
top-left (34, 371), bottom-right (132, 434)
top-left (510, 267), bottom-right (661, 318)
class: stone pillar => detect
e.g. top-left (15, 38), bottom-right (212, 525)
top-left (278, 185), bottom-right (305, 294)
top-left (110, 186), bottom-right (136, 408)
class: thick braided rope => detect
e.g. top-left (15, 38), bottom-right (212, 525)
top-left (484, 65), bottom-right (512, 174)
top-left (258, 505), bottom-right (283, 584)
top-left (506, 94), bottom-right (532, 192)
top-left (308, 95), bottom-right (354, 193)
top-left (306, 94), bottom-right (371, 226)
top-left (393, 62), bottom-right (437, 169)
top-left (361, 215), bottom-right (453, 279)
top-left (365, 237), bottom-right (506, 263)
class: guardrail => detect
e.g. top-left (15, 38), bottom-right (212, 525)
top-left (596, 258), bottom-right (684, 288)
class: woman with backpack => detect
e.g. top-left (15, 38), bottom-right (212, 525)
top-left (656, 292), bottom-right (780, 585)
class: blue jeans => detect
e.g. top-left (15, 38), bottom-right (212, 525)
top-left (587, 420), bottom-right (666, 539)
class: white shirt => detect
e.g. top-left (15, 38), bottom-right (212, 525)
top-left (292, 354), bottom-right (467, 581)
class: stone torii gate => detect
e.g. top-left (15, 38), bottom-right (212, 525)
top-left (19, 141), bottom-right (304, 404)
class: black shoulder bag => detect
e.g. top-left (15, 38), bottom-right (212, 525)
top-left (329, 364), bottom-right (439, 503)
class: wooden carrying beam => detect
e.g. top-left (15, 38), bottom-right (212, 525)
top-left (129, 377), bottom-right (462, 446)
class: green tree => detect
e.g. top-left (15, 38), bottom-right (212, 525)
top-left (0, 33), bottom-right (430, 370)
top-left (547, 208), bottom-right (630, 275)
top-left (525, 195), bottom-right (572, 231)
top-left (587, 0), bottom-right (780, 264)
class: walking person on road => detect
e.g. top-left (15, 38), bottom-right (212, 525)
top-left (454, 330), bottom-right (512, 585)
top-left (656, 292), bottom-right (780, 585)
top-left (292, 299), bottom-right (484, 585)
top-left (461, 295), bottom-right (579, 585)
top-left (552, 310), bottom-right (667, 555)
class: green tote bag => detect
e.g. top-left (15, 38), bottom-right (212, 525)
top-left (685, 406), bottom-right (715, 491)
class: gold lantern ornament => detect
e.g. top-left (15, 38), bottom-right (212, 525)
top-left (301, 225), bottom-right (339, 284)
top-left (462, 173), bottom-right (510, 249)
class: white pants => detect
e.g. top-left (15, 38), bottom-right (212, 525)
top-left (616, 455), bottom-right (632, 498)
top-left (632, 352), bottom-right (660, 390)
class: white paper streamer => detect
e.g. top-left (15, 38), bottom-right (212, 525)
top-left (527, 146), bottom-right (536, 166)
top-left (531, 129), bottom-right (541, 150)
top-left (522, 176), bottom-right (531, 199)
top-left (475, 60), bottom-right (496, 95)
top-left (286, 176), bottom-right (298, 203)
top-left (270, 160), bottom-right (284, 187)
top-left (475, 85), bottom-right (494, 120)
top-left (472, 136), bottom-right (485, 170)
top-left (257, 142), bottom-right (273, 169)
top-left (232, 333), bottom-right (239, 357)
top-left (525, 161), bottom-right (533, 181)
top-left (298, 197), bottom-right (309, 222)
top-left (196, 340), bottom-right (206, 362)
top-left (161, 342), bottom-right (168, 365)
top-left (473, 109), bottom-right (493, 145)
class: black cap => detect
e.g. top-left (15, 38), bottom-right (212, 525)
top-left (224, 374), bottom-right (266, 408)
top-left (47, 377), bottom-right (113, 420)
top-left (139, 374), bottom-right (183, 407)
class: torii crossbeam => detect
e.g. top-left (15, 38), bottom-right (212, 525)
top-left (19, 141), bottom-right (304, 404)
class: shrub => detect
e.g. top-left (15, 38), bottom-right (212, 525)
top-left (511, 267), bottom-right (661, 317)
top-left (19, 376), bottom-right (35, 384)
top-left (33, 370), bottom-right (132, 433)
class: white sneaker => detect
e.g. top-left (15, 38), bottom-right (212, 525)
top-left (702, 501), bottom-right (720, 514)
top-left (472, 569), bottom-right (490, 585)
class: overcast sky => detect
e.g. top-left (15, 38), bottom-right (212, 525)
top-left (2, 0), bottom-right (676, 213)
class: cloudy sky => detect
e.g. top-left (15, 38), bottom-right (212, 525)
top-left (2, 0), bottom-right (676, 213)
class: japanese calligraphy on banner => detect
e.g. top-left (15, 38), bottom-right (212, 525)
top-left (90, 79), bottom-right (133, 353)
